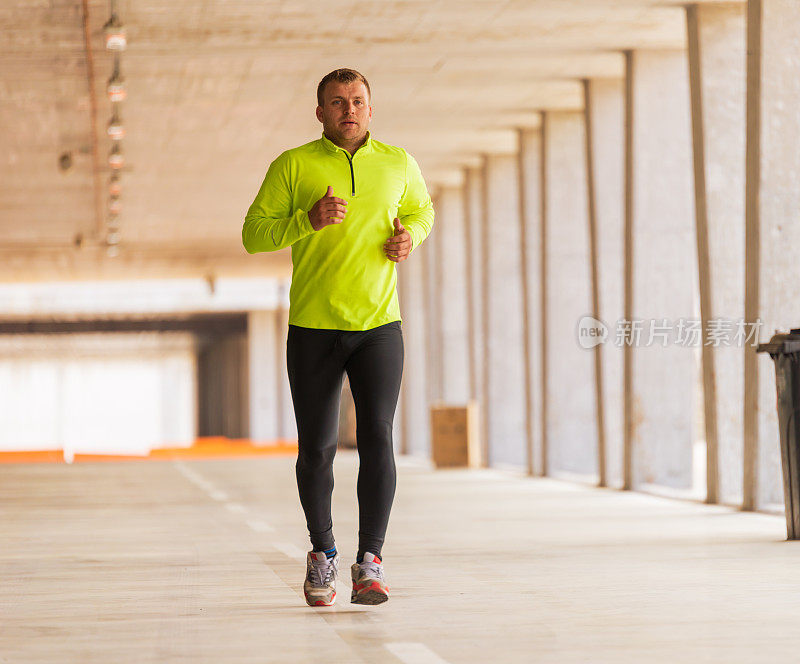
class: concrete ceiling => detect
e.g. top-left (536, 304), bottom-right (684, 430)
top-left (0, 0), bottom-right (740, 282)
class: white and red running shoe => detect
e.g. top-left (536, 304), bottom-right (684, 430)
top-left (350, 552), bottom-right (389, 605)
top-left (303, 550), bottom-right (339, 607)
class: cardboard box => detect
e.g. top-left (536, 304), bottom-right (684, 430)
top-left (430, 401), bottom-right (480, 468)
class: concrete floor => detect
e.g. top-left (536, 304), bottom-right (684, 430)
top-left (1, 452), bottom-right (798, 663)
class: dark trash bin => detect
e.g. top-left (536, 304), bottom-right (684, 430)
top-left (757, 328), bottom-right (800, 540)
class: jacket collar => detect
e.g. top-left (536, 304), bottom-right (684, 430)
top-left (320, 130), bottom-right (373, 156)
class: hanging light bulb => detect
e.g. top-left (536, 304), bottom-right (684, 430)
top-left (109, 195), bottom-right (122, 215)
top-left (106, 217), bottom-right (121, 249)
top-left (103, 14), bottom-right (127, 51)
top-left (106, 244), bottom-right (120, 258)
top-left (109, 173), bottom-right (122, 196)
top-left (107, 109), bottom-right (125, 140)
top-left (107, 58), bottom-right (126, 102)
top-left (108, 144), bottom-right (124, 169)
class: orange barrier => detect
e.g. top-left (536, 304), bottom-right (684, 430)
top-left (0, 437), bottom-right (298, 464)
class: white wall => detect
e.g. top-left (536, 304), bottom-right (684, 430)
top-left (0, 333), bottom-right (196, 456)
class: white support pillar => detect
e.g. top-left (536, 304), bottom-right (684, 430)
top-left (543, 111), bottom-right (598, 480)
top-left (627, 50), bottom-right (698, 493)
top-left (687, 3), bottom-right (747, 505)
top-left (436, 186), bottom-right (471, 405)
top-left (399, 241), bottom-right (430, 457)
top-left (248, 310), bottom-right (280, 444)
top-left (275, 283), bottom-right (296, 442)
top-left (744, 0), bottom-right (800, 510)
top-left (483, 153), bottom-right (527, 468)
top-left (586, 79), bottom-right (626, 488)
top-left (518, 127), bottom-right (544, 476)
top-left (464, 165), bottom-right (486, 460)
top-left (423, 192), bottom-right (444, 407)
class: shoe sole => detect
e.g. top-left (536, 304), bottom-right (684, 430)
top-left (305, 591), bottom-right (336, 607)
top-left (351, 589), bottom-right (388, 605)
top-left (351, 583), bottom-right (389, 605)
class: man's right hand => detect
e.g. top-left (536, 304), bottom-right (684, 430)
top-left (308, 185), bottom-right (348, 231)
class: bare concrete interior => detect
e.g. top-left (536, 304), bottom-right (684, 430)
top-left (3, 1), bottom-right (800, 660)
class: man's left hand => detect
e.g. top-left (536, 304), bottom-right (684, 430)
top-left (384, 218), bottom-right (412, 263)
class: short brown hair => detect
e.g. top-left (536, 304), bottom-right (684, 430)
top-left (317, 68), bottom-right (371, 106)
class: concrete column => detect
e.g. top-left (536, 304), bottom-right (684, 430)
top-left (275, 283), bottom-right (296, 441)
top-left (543, 111), bottom-right (598, 479)
top-left (744, 0), bottom-right (800, 510)
top-left (626, 50), bottom-right (698, 492)
top-left (247, 310), bottom-right (280, 444)
top-left (582, 82), bottom-right (609, 488)
top-left (436, 186), bottom-right (471, 405)
top-left (687, 3), bottom-right (747, 505)
top-left (463, 165), bottom-right (485, 457)
top-left (423, 192), bottom-right (444, 406)
top-left (398, 242), bottom-right (430, 457)
top-left (517, 127), bottom-right (544, 476)
top-left (398, 265), bottom-right (410, 455)
top-left (483, 152), bottom-right (527, 468)
top-left (586, 79), bottom-right (626, 488)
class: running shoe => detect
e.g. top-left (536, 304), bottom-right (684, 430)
top-left (350, 552), bottom-right (389, 605)
top-left (303, 550), bottom-right (339, 607)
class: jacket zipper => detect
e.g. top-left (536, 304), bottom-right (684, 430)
top-left (344, 152), bottom-right (355, 196)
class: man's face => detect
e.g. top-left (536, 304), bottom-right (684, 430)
top-left (316, 80), bottom-right (372, 144)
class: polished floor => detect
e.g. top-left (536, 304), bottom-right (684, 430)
top-left (1, 451), bottom-right (798, 663)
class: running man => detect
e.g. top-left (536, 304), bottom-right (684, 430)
top-left (242, 68), bottom-right (434, 606)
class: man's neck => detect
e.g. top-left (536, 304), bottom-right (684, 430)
top-left (324, 131), bottom-right (368, 156)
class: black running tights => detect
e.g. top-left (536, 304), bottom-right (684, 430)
top-left (286, 321), bottom-right (403, 558)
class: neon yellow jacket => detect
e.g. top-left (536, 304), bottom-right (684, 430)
top-left (242, 132), bottom-right (435, 330)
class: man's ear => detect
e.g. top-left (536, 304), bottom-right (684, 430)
top-left (316, 106), bottom-right (323, 123)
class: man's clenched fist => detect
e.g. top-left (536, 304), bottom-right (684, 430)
top-left (308, 185), bottom-right (348, 231)
top-left (383, 217), bottom-right (412, 262)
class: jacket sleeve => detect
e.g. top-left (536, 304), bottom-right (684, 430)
top-left (398, 150), bottom-right (434, 254)
top-left (242, 152), bottom-right (315, 253)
